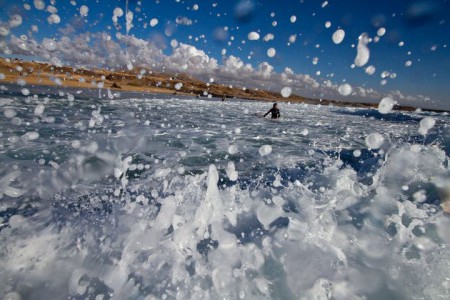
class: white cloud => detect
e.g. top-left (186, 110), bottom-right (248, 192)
top-left (164, 43), bottom-right (218, 74)
top-left (0, 33), bottom-right (434, 108)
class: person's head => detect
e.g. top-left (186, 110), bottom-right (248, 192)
top-left (273, 103), bottom-right (278, 108)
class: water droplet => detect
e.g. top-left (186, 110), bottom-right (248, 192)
top-left (80, 5), bottom-right (89, 17)
top-left (365, 133), bottom-right (384, 149)
top-left (332, 29), bottom-right (345, 44)
top-left (281, 87), bottom-right (292, 98)
top-left (150, 18), bottom-right (158, 27)
top-left (259, 145), bottom-right (272, 156)
top-left (378, 97), bottom-right (395, 114)
top-left (338, 83), bottom-right (352, 96)
top-left (248, 32), bottom-right (260, 41)
top-left (267, 48), bottom-right (276, 57)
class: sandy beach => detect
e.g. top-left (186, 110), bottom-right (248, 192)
top-left (0, 57), bottom-right (429, 112)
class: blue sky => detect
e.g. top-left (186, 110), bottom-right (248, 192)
top-left (1, 0), bottom-right (450, 109)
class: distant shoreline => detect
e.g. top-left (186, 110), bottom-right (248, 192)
top-left (0, 57), bottom-right (448, 113)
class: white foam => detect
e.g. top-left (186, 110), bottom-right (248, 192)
top-left (259, 145), bottom-right (272, 156)
top-left (418, 117), bottom-right (435, 135)
top-left (354, 33), bottom-right (370, 67)
top-left (365, 133), bottom-right (384, 149)
top-left (226, 162), bottom-right (238, 181)
top-left (378, 97), bottom-right (395, 114)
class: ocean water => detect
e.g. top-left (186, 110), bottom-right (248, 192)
top-left (0, 85), bottom-right (449, 299)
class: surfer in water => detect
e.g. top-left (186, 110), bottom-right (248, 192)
top-left (263, 103), bottom-right (280, 119)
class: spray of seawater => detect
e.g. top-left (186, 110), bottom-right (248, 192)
top-left (0, 90), bottom-right (449, 299)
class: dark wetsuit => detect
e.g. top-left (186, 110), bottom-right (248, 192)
top-left (264, 108), bottom-right (280, 119)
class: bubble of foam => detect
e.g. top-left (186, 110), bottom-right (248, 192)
top-left (418, 117), bottom-right (435, 135)
top-left (338, 83), bottom-right (352, 96)
top-left (21, 88), bottom-right (30, 96)
top-left (289, 35), bottom-right (296, 43)
top-left (34, 0), bottom-right (45, 10)
top-left (354, 33), bottom-right (370, 67)
top-left (72, 140), bottom-right (81, 148)
top-left (4, 108), bottom-right (17, 118)
top-left (47, 5), bottom-right (57, 14)
top-left (80, 5), bottom-right (89, 16)
top-left (381, 71), bottom-right (390, 79)
top-left (281, 87), bottom-right (292, 98)
top-left (47, 14), bottom-right (61, 24)
top-left (248, 32), bottom-right (260, 41)
top-left (228, 145), bottom-right (238, 155)
top-left (22, 131), bottom-right (39, 141)
top-left (290, 15), bottom-right (297, 23)
top-left (171, 39), bottom-right (178, 48)
top-left (68, 269), bottom-right (89, 296)
top-left (9, 215), bottom-right (26, 229)
top-left (365, 133), bottom-right (384, 149)
top-left (259, 145), bottom-right (272, 156)
top-left (353, 149), bottom-right (361, 157)
top-left (226, 162), bottom-right (238, 181)
top-left (174, 82), bottom-right (183, 90)
top-left (0, 26), bottom-right (10, 36)
top-left (113, 7), bottom-right (124, 17)
top-left (150, 18), bottom-right (158, 27)
top-left (365, 65), bottom-right (376, 75)
top-left (193, 4), bottom-right (199, 10)
top-left (325, 21), bottom-right (331, 28)
top-left (263, 33), bottom-right (274, 42)
top-left (3, 292), bottom-right (22, 300)
top-left (377, 27), bottom-right (386, 36)
top-left (9, 15), bottom-right (23, 28)
top-left (267, 48), bottom-right (276, 57)
top-left (34, 104), bottom-right (45, 115)
top-left (405, 60), bottom-right (412, 67)
top-left (378, 97), bottom-right (395, 114)
top-left (332, 29), bottom-right (345, 44)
